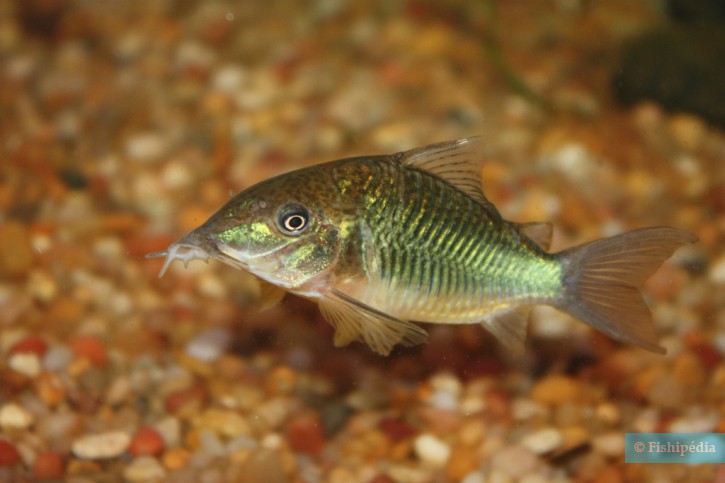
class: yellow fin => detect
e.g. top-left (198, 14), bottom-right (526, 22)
top-left (517, 221), bottom-right (553, 251)
top-left (480, 308), bottom-right (530, 356)
top-left (394, 137), bottom-right (502, 220)
top-left (253, 279), bottom-right (287, 312)
top-left (318, 289), bottom-right (428, 356)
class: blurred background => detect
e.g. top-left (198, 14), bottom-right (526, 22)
top-left (0, 0), bottom-right (723, 481)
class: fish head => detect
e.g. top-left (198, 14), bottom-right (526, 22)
top-left (148, 168), bottom-right (345, 293)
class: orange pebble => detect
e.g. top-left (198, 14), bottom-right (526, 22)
top-left (32, 451), bottom-right (64, 479)
top-left (130, 427), bottom-right (165, 457)
top-left (70, 336), bottom-right (108, 366)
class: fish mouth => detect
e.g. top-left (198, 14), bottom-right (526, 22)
top-left (146, 229), bottom-right (243, 277)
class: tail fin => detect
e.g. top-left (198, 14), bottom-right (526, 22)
top-left (554, 226), bottom-right (697, 354)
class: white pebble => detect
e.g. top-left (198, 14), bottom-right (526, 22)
top-left (512, 398), bottom-right (548, 421)
top-left (43, 346), bottom-right (73, 372)
top-left (185, 328), bottom-right (232, 363)
top-left (0, 402), bottom-right (34, 430)
top-left (212, 65), bottom-right (246, 93)
top-left (72, 431), bottom-right (131, 459)
top-left (710, 255), bottom-right (725, 284)
top-left (414, 433), bottom-right (451, 468)
top-left (154, 417), bottom-right (181, 448)
top-left (491, 445), bottom-right (539, 478)
top-left (592, 431), bottom-right (624, 457)
top-left (668, 411), bottom-right (720, 433)
top-left (461, 472), bottom-right (486, 483)
top-left (9, 353), bottom-right (41, 378)
top-left (520, 427), bottom-right (563, 454)
top-left (126, 133), bottom-right (168, 163)
top-left (123, 456), bottom-right (166, 482)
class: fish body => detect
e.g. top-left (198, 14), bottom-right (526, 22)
top-left (148, 138), bottom-right (696, 355)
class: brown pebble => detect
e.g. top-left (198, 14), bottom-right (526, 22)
top-left (32, 451), bottom-right (65, 479)
top-left (531, 375), bottom-right (580, 405)
top-left (240, 448), bottom-right (289, 483)
top-left (0, 439), bottom-right (21, 466)
top-left (70, 336), bottom-right (108, 366)
top-left (446, 445), bottom-right (478, 480)
top-left (130, 426), bottom-right (165, 457)
top-left (164, 385), bottom-right (207, 414)
top-left (378, 417), bottom-right (417, 442)
top-left (0, 221), bottom-right (34, 277)
top-left (287, 413), bottom-right (326, 456)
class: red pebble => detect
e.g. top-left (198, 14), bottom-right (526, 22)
top-left (0, 440), bottom-right (21, 466)
top-left (164, 385), bottom-right (207, 413)
top-left (130, 427), bottom-right (165, 456)
top-left (32, 451), bottom-right (64, 479)
top-left (379, 418), bottom-right (417, 442)
top-left (287, 414), bottom-right (325, 456)
top-left (70, 336), bottom-right (108, 366)
top-left (9, 336), bottom-right (48, 357)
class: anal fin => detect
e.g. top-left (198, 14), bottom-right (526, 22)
top-left (480, 308), bottom-right (530, 356)
top-left (318, 289), bottom-right (428, 356)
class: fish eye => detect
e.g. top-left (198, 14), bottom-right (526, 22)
top-left (276, 204), bottom-right (310, 235)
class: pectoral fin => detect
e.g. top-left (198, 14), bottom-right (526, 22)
top-left (252, 279), bottom-right (288, 312)
top-left (318, 289), bottom-right (428, 356)
top-left (480, 308), bottom-right (530, 356)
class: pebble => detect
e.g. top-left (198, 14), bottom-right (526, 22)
top-left (130, 427), bottom-right (166, 457)
top-left (8, 352), bottom-right (42, 378)
top-left (0, 439), bottom-right (21, 466)
top-left (195, 408), bottom-right (251, 439)
top-left (520, 427), bottom-right (563, 454)
top-left (126, 133), bottom-right (168, 163)
top-left (70, 336), bottom-right (109, 366)
top-left (287, 414), bottom-right (326, 456)
top-left (43, 345), bottom-right (74, 372)
top-left (26, 270), bottom-right (59, 304)
top-left (239, 448), bottom-right (288, 483)
top-left (592, 432), bottom-right (625, 457)
top-left (32, 451), bottom-right (64, 479)
top-left (531, 375), bottom-right (580, 405)
top-left (0, 221), bottom-right (34, 277)
top-left (162, 448), bottom-right (190, 471)
top-left (185, 328), bottom-right (232, 363)
top-left (35, 371), bottom-right (67, 406)
top-left (710, 254), bottom-right (725, 284)
top-left (154, 417), bottom-right (181, 448)
top-left (0, 402), bottom-right (34, 430)
top-left (413, 433), bottom-right (451, 468)
top-left (72, 431), bottom-right (131, 459)
top-left (9, 336), bottom-right (48, 357)
top-left (668, 411), bottom-right (720, 433)
top-left (122, 456), bottom-right (166, 482)
top-left (490, 445), bottom-right (539, 479)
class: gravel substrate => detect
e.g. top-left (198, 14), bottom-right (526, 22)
top-left (1, 1), bottom-right (724, 482)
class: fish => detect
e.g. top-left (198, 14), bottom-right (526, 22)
top-left (146, 137), bottom-right (697, 356)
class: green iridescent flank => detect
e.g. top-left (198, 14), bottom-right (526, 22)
top-left (352, 158), bottom-right (563, 315)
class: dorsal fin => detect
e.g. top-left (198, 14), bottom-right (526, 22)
top-left (394, 137), bottom-right (500, 219)
top-left (517, 221), bottom-right (554, 252)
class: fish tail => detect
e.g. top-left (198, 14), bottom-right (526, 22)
top-left (553, 226), bottom-right (697, 353)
